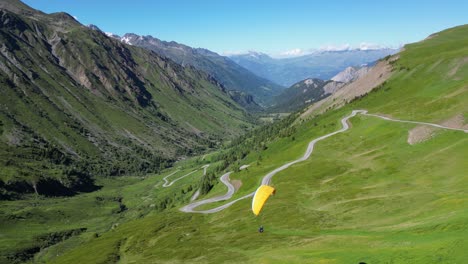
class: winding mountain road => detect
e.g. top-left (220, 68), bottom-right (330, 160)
top-left (163, 170), bottom-right (195, 187)
top-left (363, 112), bottom-right (468, 133)
top-left (180, 172), bottom-right (241, 213)
top-left (162, 165), bottom-right (210, 188)
top-left (178, 110), bottom-right (467, 214)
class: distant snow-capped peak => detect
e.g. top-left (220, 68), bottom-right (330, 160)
top-left (230, 46), bottom-right (398, 59)
top-left (222, 50), bottom-right (269, 58)
top-left (245, 51), bottom-right (268, 58)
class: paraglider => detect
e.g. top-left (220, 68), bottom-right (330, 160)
top-left (252, 185), bottom-right (275, 233)
top-left (252, 185), bottom-right (276, 216)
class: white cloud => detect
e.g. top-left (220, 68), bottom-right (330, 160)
top-left (280, 48), bottom-right (304, 57)
top-left (316, 42), bottom-right (396, 51)
top-left (221, 42), bottom-right (398, 58)
top-left (359, 42), bottom-right (386, 50)
top-left (271, 48), bottom-right (315, 58)
top-left (319, 43), bottom-right (351, 51)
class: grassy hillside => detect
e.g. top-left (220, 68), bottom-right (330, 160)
top-left (42, 113), bottom-right (467, 264)
top-left (1, 20), bottom-right (467, 264)
top-left (357, 26), bottom-right (468, 121)
top-left (0, 1), bottom-right (253, 198)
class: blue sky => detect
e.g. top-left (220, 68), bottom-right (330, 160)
top-left (23, 0), bottom-right (468, 56)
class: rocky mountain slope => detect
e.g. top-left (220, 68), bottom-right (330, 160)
top-left (270, 59), bottom-right (386, 113)
top-left (230, 49), bottom-right (397, 86)
top-left (270, 78), bottom-right (344, 112)
top-left (0, 0), bottom-right (252, 198)
top-left (331, 65), bottom-right (370, 83)
top-left (107, 32), bottom-right (284, 106)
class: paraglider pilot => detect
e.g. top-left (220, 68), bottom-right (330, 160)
top-left (252, 185), bottom-right (275, 233)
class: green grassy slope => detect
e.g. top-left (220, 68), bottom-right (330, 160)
top-left (46, 114), bottom-right (467, 264)
top-left (0, 1), bottom-right (253, 198)
top-left (357, 25), bottom-right (468, 122)
top-left (1, 23), bottom-right (467, 264)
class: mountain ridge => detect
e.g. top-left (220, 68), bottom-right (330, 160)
top-left (107, 32), bottom-right (284, 106)
top-left (230, 48), bottom-right (397, 86)
top-left (270, 78), bottom-right (344, 112)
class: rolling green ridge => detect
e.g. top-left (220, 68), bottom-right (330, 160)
top-left (0, 0), bottom-right (253, 198)
top-left (0, 7), bottom-right (467, 264)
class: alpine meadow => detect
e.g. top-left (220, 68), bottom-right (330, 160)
top-left (0, 0), bottom-right (467, 263)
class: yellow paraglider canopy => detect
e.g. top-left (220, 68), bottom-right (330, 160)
top-left (252, 185), bottom-right (276, 216)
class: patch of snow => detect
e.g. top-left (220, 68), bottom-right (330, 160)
top-left (105, 32), bottom-right (120, 39)
top-left (121, 36), bottom-right (133, 45)
top-left (247, 51), bottom-right (265, 58)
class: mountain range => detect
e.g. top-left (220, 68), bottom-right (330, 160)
top-left (270, 63), bottom-right (376, 112)
top-left (103, 31), bottom-right (284, 106)
top-left (230, 49), bottom-right (397, 86)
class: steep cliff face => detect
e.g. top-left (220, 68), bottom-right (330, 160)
top-left (0, 1), bottom-right (252, 197)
